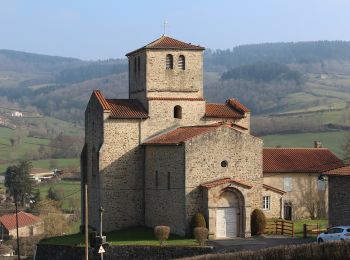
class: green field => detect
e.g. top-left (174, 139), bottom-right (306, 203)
top-left (40, 227), bottom-right (196, 246)
top-left (36, 180), bottom-right (81, 212)
top-left (0, 126), bottom-right (80, 173)
top-left (261, 131), bottom-right (346, 158)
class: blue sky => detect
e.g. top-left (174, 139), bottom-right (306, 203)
top-left (1, 0), bottom-right (350, 60)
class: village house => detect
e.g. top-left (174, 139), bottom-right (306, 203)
top-left (263, 144), bottom-right (343, 220)
top-left (0, 211), bottom-right (44, 239)
top-left (324, 165), bottom-right (350, 227)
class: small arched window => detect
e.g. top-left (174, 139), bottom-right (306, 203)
top-left (174, 105), bottom-right (182, 119)
top-left (178, 55), bottom-right (185, 70)
top-left (166, 54), bottom-right (173, 69)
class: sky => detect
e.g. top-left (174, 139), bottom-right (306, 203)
top-left (1, 0), bottom-right (350, 60)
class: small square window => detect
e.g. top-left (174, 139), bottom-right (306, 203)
top-left (263, 196), bottom-right (270, 210)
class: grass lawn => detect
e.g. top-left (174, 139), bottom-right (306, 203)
top-left (40, 227), bottom-right (197, 246)
top-left (0, 158), bottom-right (80, 174)
top-left (35, 180), bottom-right (81, 211)
top-left (293, 219), bottom-right (328, 238)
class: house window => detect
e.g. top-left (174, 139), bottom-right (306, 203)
top-left (167, 172), bottom-right (171, 189)
top-left (284, 177), bottom-right (292, 192)
top-left (174, 105), bottom-right (182, 119)
top-left (155, 171), bottom-right (159, 188)
top-left (263, 196), bottom-right (270, 210)
top-left (178, 55), bottom-right (185, 70)
top-left (166, 54), bottom-right (173, 69)
top-left (317, 179), bottom-right (326, 191)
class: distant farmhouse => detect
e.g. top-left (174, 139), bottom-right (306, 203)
top-left (0, 211), bottom-right (44, 239)
top-left (11, 111), bottom-right (23, 117)
top-left (81, 36), bottom-right (345, 239)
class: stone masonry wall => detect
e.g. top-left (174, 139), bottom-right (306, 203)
top-left (264, 173), bottom-right (328, 219)
top-left (328, 176), bottom-right (350, 226)
top-left (84, 95), bottom-right (105, 230)
top-left (184, 126), bottom-right (263, 235)
top-left (35, 244), bottom-right (214, 260)
top-left (262, 189), bottom-right (283, 219)
top-left (129, 51), bottom-right (147, 108)
top-left (146, 50), bottom-right (203, 99)
top-left (144, 145), bottom-right (186, 236)
top-left (141, 100), bottom-right (205, 140)
top-left (99, 119), bottom-right (145, 231)
top-left (8, 222), bottom-right (44, 238)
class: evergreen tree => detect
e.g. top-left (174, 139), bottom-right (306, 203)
top-left (5, 160), bottom-right (34, 205)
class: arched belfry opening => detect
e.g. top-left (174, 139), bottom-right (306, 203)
top-left (166, 54), bottom-right (173, 69)
top-left (178, 55), bottom-right (185, 70)
top-left (174, 105), bottom-right (182, 119)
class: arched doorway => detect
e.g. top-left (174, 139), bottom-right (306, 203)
top-left (215, 189), bottom-right (244, 238)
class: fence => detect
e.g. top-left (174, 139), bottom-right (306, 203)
top-left (265, 219), bottom-right (294, 237)
top-left (302, 223), bottom-right (327, 238)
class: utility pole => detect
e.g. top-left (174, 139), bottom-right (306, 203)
top-left (85, 183), bottom-right (88, 260)
top-left (14, 189), bottom-right (20, 260)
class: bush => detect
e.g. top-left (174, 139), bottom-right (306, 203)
top-left (194, 227), bottom-right (208, 246)
top-left (191, 213), bottom-right (207, 232)
top-left (251, 208), bottom-right (266, 236)
top-left (154, 226), bottom-right (170, 246)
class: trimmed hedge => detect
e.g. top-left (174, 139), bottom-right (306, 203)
top-left (182, 241), bottom-right (350, 260)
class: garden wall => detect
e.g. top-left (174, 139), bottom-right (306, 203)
top-left (35, 244), bottom-right (214, 260)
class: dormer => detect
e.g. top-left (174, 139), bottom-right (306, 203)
top-left (126, 36), bottom-right (205, 108)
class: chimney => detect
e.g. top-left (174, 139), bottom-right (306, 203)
top-left (314, 141), bottom-right (322, 148)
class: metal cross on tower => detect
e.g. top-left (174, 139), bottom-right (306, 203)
top-left (163, 20), bottom-right (168, 36)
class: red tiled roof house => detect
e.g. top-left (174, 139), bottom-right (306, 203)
top-left (0, 211), bottom-right (44, 239)
top-left (263, 144), bottom-right (343, 220)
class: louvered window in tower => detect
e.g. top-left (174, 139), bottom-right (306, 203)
top-left (178, 55), bottom-right (185, 70)
top-left (166, 54), bottom-right (173, 69)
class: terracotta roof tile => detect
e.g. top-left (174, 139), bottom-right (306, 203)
top-left (126, 36), bottom-right (205, 56)
top-left (106, 99), bottom-right (148, 119)
top-left (93, 90), bottom-right (110, 111)
top-left (148, 97), bottom-right (205, 101)
top-left (227, 99), bottom-right (250, 113)
top-left (324, 165), bottom-right (350, 176)
top-left (263, 148), bottom-right (343, 173)
top-left (143, 124), bottom-right (222, 145)
top-left (205, 99), bottom-right (248, 119)
top-left (0, 211), bottom-right (42, 231)
top-left (201, 178), bottom-right (253, 189)
top-left (263, 184), bottom-right (286, 194)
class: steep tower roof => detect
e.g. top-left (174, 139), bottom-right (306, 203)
top-left (126, 35), bottom-right (205, 56)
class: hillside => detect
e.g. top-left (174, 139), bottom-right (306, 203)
top-left (0, 40), bottom-right (350, 167)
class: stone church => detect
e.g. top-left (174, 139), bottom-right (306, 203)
top-left (81, 36), bottom-right (284, 239)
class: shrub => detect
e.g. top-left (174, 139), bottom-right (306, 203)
top-left (194, 227), bottom-right (208, 246)
top-left (191, 213), bottom-right (207, 232)
top-left (251, 208), bottom-right (266, 236)
top-left (154, 226), bottom-right (170, 246)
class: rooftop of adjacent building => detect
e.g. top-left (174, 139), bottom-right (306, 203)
top-left (0, 211), bottom-right (42, 231)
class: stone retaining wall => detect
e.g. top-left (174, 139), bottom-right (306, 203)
top-left (35, 244), bottom-right (214, 260)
